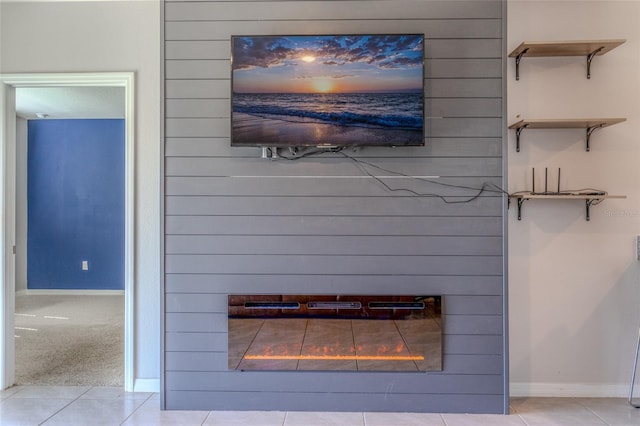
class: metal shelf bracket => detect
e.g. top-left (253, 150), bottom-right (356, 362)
top-left (585, 199), bottom-right (597, 221)
top-left (515, 48), bottom-right (529, 81)
top-left (512, 195), bottom-right (605, 221)
top-left (515, 124), bottom-right (529, 152)
top-left (586, 46), bottom-right (605, 79)
top-left (586, 124), bottom-right (604, 152)
top-left (516, 198), bottom-right (526, 220)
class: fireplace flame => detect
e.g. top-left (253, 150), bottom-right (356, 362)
top-left (244, 354), bottom-right (424, 361)
top-left (247, 343), bottom-right (423, 361)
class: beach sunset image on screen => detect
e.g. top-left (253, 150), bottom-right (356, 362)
top-left (231, 34), bottom-right (425, 147)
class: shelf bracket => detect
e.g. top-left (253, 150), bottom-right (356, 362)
top-left (516, 197), bottom-right (526, 220)
top-left (586, 124), bottom-right (604, 152)
top-left (515, 124), bottom-right (529, 152)
top-left (513, 196), bottom-right (604, 221)
top-left (515, 48), bottom-right (529, 81)
top-left (586, 46), bottom-right (605, 79)
top-left (585, 199), bottom-right (596, 221)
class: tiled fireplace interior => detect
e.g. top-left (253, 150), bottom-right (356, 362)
top-left (228, 295), bottom-right (441, 372)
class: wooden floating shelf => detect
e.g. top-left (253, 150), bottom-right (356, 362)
top-left (508, 118), bottom-right (626, 129)
top-left (509, 39), bottom-right (626, 80)
top-left (509, 192), bottom-right (627, 221)
top-left (508, 118), bottom-right (626, 152)
top-left (509, 40), bottom-right (626, 58)
top-left (509, 193), bottom-right (626, 201)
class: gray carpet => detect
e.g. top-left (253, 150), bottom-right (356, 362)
top-left (14, 294), bottom-right (124, 386)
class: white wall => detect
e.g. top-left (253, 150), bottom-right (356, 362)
top-left (508, 0), bottom-right (640, 396)
top-left (0, 1), bottom-right (161, 389)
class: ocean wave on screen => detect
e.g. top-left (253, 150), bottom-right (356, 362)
top-left (233, 93), bottom-right (423, 130)
top-left (234, 104), bottom-right (422, 129)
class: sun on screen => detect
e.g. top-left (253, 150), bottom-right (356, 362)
top-left (312, 77), bottom-right (334, 93)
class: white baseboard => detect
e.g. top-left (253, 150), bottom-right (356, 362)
top-left (18, 289), bottom-right (125, 296)
top-left (511, 382), bottom-right (629, 398)
top-left (134, 379), bottom-right (160, 393)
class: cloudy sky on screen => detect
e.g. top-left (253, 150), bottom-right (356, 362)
top-left (232, 35), bottom-right (424, 94)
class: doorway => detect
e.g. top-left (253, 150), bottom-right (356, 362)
top-left (0, 73), bottom-right (135, 391)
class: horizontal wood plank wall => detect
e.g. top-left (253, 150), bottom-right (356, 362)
top-left (163, 0), bottom-right (506, 413)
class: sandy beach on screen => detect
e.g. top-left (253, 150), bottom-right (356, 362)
top-left (232, 112), bottom-right (423, 146)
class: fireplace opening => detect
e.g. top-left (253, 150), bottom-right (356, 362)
top-left (228, 295), bottom-right (442, 372)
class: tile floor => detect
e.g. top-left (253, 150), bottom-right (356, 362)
top-left (1, 386), bottom-right (640, 425)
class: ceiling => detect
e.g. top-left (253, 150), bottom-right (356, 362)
top-left (15, 86), bottom-right (125, 120)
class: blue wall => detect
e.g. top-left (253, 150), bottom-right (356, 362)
top-left (27, 119), bottom-right (125, 290)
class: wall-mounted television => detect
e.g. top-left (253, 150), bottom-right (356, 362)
top-left (231, 34), bottom-right (425, 148)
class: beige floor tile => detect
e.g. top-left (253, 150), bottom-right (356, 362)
top-left (515, 413), bottom-right (607, 426)
top-left (122, 398), bottom-right (210, 425)
top-left (285, 411), bottom-right (364, 426)
top-left (511, 397), bottom-right (592, 413)
top-left (511, 397), bottom-right (608, 425)
top-left (0, 387), bottom-right (20, 400)
top-left (441, 413), bottom-right (527, 426)
top-left (364, 411), bottom-right (445, 425)
top-left (10, 385), bottom-right (91, 399)
top-left (0, 397), bottom-right (75, 425)
top-left (42, 398), bottom-right (145, 425)
top-left (578, 397), bottom-right (640, 426)
top-left (204, 410), bottom-right (286, 425)
top-left (79, 386), bottom-right (152, 400)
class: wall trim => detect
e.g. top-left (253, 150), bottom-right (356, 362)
top-left (17, 290), bottom-right (125, 296)
top-left (510, 382), bottom-right (629, 398)
top-left (0, 83), bottom-right (17, 389)
top-left (134, 378), bottom-right (160, 393)
top-left (0, 72), bottom-right (135, 391)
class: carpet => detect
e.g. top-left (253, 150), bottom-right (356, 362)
top-left (14, 294), bottom-right (124, 386)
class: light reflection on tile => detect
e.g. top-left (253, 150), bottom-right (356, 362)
top-left (228, 318), bottom-right (265, 369)
top-left (229, 316), bottom-right (442, 371)
top-left (238, 319), bottom-right (306, 370)
top-left (298, 319), bottom-right (357, 370)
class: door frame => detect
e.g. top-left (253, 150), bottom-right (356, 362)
top-left (0, 72), bottom-right (135, 391)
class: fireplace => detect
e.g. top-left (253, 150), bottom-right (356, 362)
top-left (228, 295), bottom-right (441, 372)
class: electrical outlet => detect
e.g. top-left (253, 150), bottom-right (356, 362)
top-left (82, 260), bottom-right (89, 271)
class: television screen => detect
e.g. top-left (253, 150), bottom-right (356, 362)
top-left (231, 34), bottom-right (425, 147)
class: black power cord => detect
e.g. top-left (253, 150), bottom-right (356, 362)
top-left (272, 147), bottom-right (509, 204)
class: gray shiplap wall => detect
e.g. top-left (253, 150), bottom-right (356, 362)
top-left (163, 0), bottom-right (507, 414)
